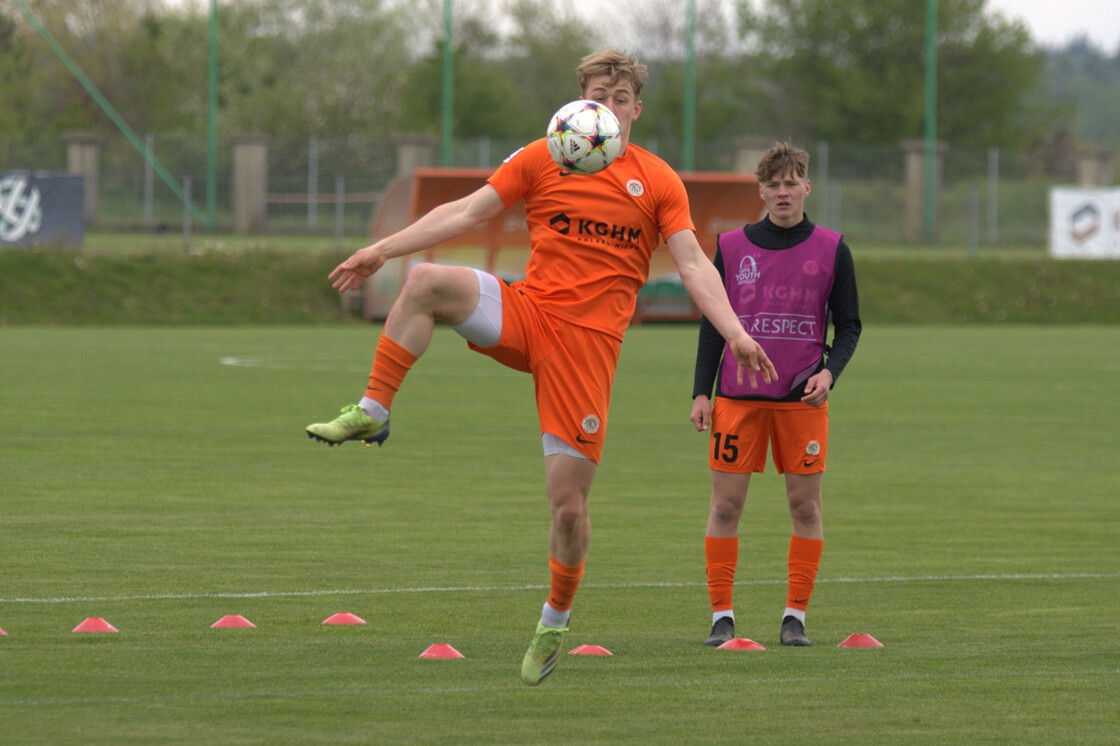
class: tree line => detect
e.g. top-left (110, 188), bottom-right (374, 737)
top-left (2, 0), bottom-right (1118, 158)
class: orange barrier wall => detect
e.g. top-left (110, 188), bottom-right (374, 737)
top-left (410, 168), bottom-right (529, 273)
top-left (364, 167), bottom-right (766, 320)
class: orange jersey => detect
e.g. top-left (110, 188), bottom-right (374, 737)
top-left (487, 138), bottom-right (695, 340)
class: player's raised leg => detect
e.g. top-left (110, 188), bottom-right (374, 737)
top-left (306, 263), bottom-right (481, 446)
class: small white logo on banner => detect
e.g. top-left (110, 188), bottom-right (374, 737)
top-left (0, 175), bottom-right (43, 242)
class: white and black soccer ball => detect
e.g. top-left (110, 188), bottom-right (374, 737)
top-left (545, 100), bottom-right (622, 175)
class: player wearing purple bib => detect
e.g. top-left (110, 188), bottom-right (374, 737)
top-left (690, 141), bottom-right (861, 648)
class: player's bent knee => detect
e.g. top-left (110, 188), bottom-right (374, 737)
top-left (401, 262), bottom-right (454, 296)
top-left (401, 263), bottom-right (480, 318)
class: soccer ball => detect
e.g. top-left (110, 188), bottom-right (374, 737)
top-left (546, 100), bottom-right (622, 175)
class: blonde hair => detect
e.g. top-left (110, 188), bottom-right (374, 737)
top-left (576, 48), bottom-right (648, 97)
top-left (756, 141), bottom-right (810, 182)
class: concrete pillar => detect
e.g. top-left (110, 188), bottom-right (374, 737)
top-left (732, 136), bottom-right (776, 175)
top-left (901, 139), bottom-right (948, 243)
top-left (1075, 147), bottom-right (1114, 187)
top-left (63, 131), bottom-right (102, 224)
top-left (394, 134), bottom-right (437, 177)
top-left (231, 135), bottom-right (269, 234)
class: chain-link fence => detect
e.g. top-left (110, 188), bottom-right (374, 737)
top-left (2, 131), bottom-right (1114, 248)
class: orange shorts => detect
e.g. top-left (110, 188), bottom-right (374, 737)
top-left (708, 398), bottom-right (829, 475)
top-left (468, 282), bottom-right (621, 463)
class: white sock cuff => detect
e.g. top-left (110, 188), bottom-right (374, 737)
top-left (783, 607), bottom-right (806, 623)
top-left (713, 611), bottom-right (735, 625)
top-left (541, 601), bottom-right (571, 629)
top-left (359, 397), bottom-right (389, 421)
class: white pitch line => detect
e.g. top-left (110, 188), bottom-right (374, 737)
top-left (1, 572), bottom-right (1115, 605)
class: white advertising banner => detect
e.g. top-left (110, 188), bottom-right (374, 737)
top-left (1049, 188), bottom-right (1120, 259)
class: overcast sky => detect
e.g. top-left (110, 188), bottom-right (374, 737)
top-left (163, 0), bottom-right (1120, 53)
top-left (986, 0), bottom-right (1120, 50)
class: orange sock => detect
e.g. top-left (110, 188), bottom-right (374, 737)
top-left (547, 555), bottom-right (585, 612)
top-left (705, 535), bottom-right (738, 613)
top-left (364, 334), bottom-right (417, 410)
top-left (787, 535), bottom-right (823, 612)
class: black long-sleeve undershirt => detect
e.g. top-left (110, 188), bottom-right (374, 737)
top-left (692, 215), bottom-right (862, 402)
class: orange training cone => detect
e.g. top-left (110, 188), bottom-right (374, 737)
top-left (322, 613), bottom-right (366, 625)
top-left (211, 615), bottom-right (256, 629)
top-left (569, 644), bottom-right (613, 656)
top-left (419, 644), bottom-right (464, 659)
top-left (718, 637), bottom-right (766, 651)
top-left (838, 633), bottom-right (883, 648)
top-left (73, 618), bottom-right (118, 633)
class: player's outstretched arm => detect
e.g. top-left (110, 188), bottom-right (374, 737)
top-left (666, 230), bottom-right (778, 388)
top-left (725, 332), bottom-right (777, 389)
top-left (329, 185), bottom-right (506, 293)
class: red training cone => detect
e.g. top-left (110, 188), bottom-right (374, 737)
top-left (717, 637), bottom-right (766, 651)
top-left (322, 613), bottom-right (366, 625)
top-left (73, 617), bottom-right (118, 633)
top-left (838, 633), bottom-right (883, 648)
top-left (569, 644), bottom-right (613, 656)
top-left (419, 644), bottom-right (464, 659)
top-left (0, 627), bottom-right (7, 636)
top-left (211, 615), bottom-right (256, 629)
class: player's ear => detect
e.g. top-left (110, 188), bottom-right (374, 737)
top-left (804, 178), bottom-right (811, 196)
top-left (632, 99), bottom-right (642, 121)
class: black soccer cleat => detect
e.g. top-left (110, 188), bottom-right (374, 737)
top-left (703, 616), bottom-right (735, 647)
top-left (780, 615), bottom-right (811, 646)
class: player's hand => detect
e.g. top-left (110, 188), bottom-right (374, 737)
top-left (729, 333), bottom-right (777, 388)
top-left (800, 370), bottom-right (833, 407)
top-left (329, 246), bottom-right (388, 293)
top-left (690, 395), bottom-right (712, 432)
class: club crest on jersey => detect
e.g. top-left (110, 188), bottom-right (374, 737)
top-left (626, 180), bottom-right (644, 197)
top-left (806, 440), bottom-right (821, 456)
top-left (581, 415), bottom-right (601, 435)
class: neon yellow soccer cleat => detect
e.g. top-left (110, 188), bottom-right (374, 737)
top-left (520, 622), bottom-right (568, 686)
top-left (306, 404), bottom-right (389, 447)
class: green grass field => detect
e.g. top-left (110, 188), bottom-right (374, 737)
top-left (1, 324), bottom-right (1118, 744)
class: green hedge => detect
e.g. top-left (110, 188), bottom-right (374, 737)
top-left (1, 249), bottom-right (1117, 325)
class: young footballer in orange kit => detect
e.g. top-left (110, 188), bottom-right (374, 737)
top-left (691, 142), bottom-right (861, 649)
top-left (307, 48), bottom-right (777, 685)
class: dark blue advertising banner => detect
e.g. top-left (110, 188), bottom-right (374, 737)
top-left (0, 171), bottom-right (84, 248)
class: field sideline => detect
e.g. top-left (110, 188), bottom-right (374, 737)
top-left (1, 324), bottom-right (1118, 744)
